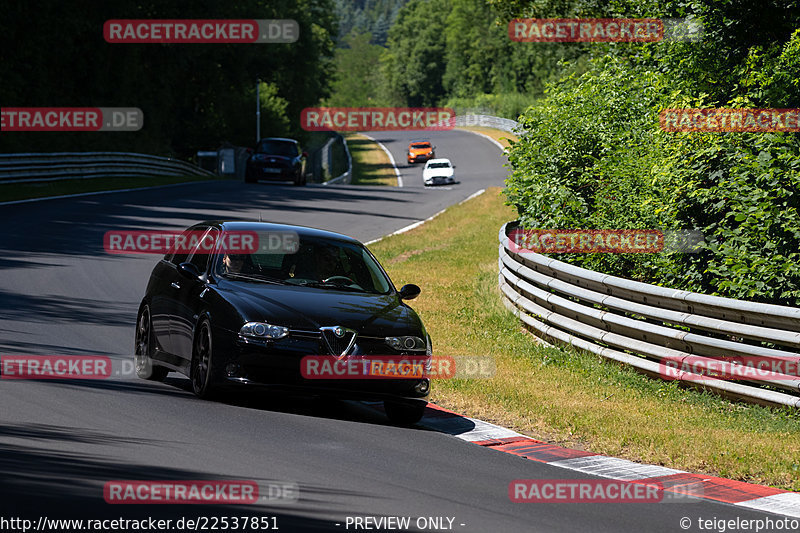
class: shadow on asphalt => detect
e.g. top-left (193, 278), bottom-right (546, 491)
top-left (0, 426), bottom-right (366, 530)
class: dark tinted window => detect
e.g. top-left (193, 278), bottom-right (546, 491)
top-left (215, 234), bottom-right (392, 294)
top-left (186, 228), bottom-right (217, 274)
top-left (256, 140), bottom-right (298, 157)
top-left (164, 227), bottom-right (205, 265)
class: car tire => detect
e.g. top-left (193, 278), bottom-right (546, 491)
top-left (191, 318), bottom-right (217, 399)
top-left (384, 400), bottom-right (426, 425)
top-left (134, 305), bottom-right (169, 381)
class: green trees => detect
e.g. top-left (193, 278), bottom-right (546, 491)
top-left (381, 0), bottom-right (452, 106)
top-left (0, 0), bottom-right (337, 158)
top-left (325, 32), bottom-right (389, 106)
top-left (503, 0), bottom-right (800, 305)
top-left (325, 0), bottom-right (577, 115)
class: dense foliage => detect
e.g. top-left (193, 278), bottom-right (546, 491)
top-left (504, 0), bottom-right (800, 305)
top-left (327, 0), bottom-right (580, 113)
top-left (334, 0), bottom-right (409, 46)
top-left (0, 0), bottom-right (337, 158)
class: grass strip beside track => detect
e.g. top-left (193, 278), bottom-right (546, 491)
top-left (368, 187), bottom-right (800, 491)
top-left (344, 133), bottom-right (397, 186)
top-left (0, 174), bottom-right (222, 203)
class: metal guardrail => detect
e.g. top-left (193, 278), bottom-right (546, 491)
top-left (324, 134), bottom-right (352, 185)
top-left (448, 114), bottom-right (521, 133)
top-left (498, 221), bottom-right (800, 409)
top-left (0, 152), bottom-right (216, 183)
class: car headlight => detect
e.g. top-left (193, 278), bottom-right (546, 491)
top-left (239, 322), bottom-right (288, 340)
top-left (385, 336), bottom-right (426, 351)
top-left (409, 151), bottom-right (415, 156)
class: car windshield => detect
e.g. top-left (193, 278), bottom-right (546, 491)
top-left (215, 233), bottom-right (392, 295)
top-left (255, 140), bottom-right (297, 157)
top-left (411, 143), bottom-right (430, 149)
top-left (428, 162), bottom-right (451, 169)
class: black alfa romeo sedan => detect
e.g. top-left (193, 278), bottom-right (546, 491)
top-left (134, 221), bottom-right (431, 424)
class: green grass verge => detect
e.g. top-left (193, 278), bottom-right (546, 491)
top-left (344, 133), bottom-right (397, 186)
top-left (0, 174), bottom-right (223, 203)
top-left (368, 187), bottom-right (800, 491)
top-left (457, 126), bottom-right (518, 149)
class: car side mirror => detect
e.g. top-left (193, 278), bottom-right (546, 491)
top-left (177, 262), bottom-right (201, 279)
top-left (398, 284), bottom-right (421, 300)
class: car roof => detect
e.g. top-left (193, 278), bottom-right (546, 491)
top-left (257, 137), bottom-right (298, 143)
top-left (192, 221), bottom-right (361, 245)
top-left (426, 158), bottom-right (451, 164)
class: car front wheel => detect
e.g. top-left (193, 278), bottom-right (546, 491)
top-left (134, 305), bottom-right (168, 381)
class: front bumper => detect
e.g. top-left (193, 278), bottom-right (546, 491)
top-left (246, 164), bottom-right (295, 180)
top-left (424, 175), bottom-right (455, 185)
top-left (408, 153), bottom-right (434, 163)
top-left (211, 328), bottom-right (431, 402)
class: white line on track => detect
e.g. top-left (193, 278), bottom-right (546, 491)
top-left (365, 188), bottom-right (486, 246)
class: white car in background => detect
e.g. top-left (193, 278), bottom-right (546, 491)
top-left (422, 158), bottom-right (455, 186)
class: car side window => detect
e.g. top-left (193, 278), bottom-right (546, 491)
top-left (186, 228), bottom-right (217, 275)
top-left (165, 227), bottom-right (200, 265)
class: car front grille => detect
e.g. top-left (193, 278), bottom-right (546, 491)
top-left (320, 328), bottom-right (356, 356)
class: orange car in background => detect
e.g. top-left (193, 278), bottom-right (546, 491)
top-left (407, 139), bottom-right (435, 164)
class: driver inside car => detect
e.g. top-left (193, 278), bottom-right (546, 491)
top-left (222, 253), bottom-right (253, 275)
top-left (314, 246), bottom-right (345, 281)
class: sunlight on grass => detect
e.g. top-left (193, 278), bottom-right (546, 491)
top-left (369, 187), bottom-right (800, 491)
top-left (344, 133), bottom-right (397, 186)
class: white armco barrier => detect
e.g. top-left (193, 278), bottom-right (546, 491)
top-left (0, 152), bottom-right (215, 183)
top-left (499, 222), bottom-right (800, 409)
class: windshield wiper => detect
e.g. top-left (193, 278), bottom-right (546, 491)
top-left (298, 281), bottom-right (366, 292)
top-left (223, 273), bottom-right (288, 285)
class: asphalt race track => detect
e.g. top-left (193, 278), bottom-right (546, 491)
top-left (0, 130), bottom-right (785, 532)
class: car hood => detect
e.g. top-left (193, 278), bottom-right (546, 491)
top-left (423, 167), bottom-right (454, 178)
top-left (217, 281), bottom-right (421, 336)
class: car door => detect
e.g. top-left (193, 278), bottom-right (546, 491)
top-left (149, 227), bottom-right (196, 358)
top-left (170, 227), bottom-right (217, 362)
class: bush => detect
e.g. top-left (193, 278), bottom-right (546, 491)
top-left (504, 39), bottom-right (800, 306)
